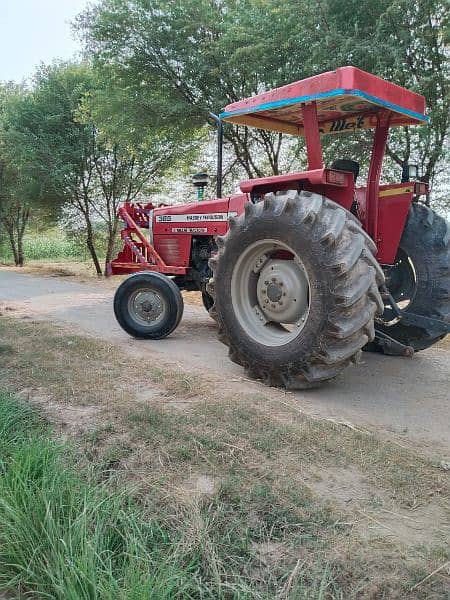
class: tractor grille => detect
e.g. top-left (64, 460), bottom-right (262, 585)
top-left (157, 237), bottom-right (181, 265)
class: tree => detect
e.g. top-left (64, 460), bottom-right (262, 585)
top-left (6, 62), bottom-right (195, 274)
top-left (78, 0), bottom-right (449, 205)
top-left (0, 163), bottom-right (31, 267)
top-left (0, 84), bottom-right (32, 267)
top-left (2, 64), bottom-right (105, 271)
top-left (307, 0), bottom-right (449, 192)
top-left (78, 70), bottom-right (199, 271)
top-left (76, 0), bottom-right (312, 179)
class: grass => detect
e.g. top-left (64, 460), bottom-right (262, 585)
top-left (0, 390), bottom-right (349, 599)
top-left (0, 230), bottom-right (85, 263)
top-left (0, 316), bottom-right (445, 506)
top-left (0, 230), bottom-right (103, 279)
top-left (0, 391), bottom-right (237, 599)
top-left (0, 316), bottom-right (449, 598)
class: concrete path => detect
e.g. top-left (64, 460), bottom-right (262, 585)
top-left (1, 269), bottom-right (449, 454)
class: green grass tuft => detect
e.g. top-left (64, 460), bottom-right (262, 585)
top-left (0, 392), bottom-right (202, 599)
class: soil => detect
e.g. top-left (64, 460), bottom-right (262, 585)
top-left (307, 465), bottom-right (449, 547)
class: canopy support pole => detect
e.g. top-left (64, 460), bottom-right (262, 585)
top-left (366, 112), bottom-right (390, 244)
top-left (301, 102), bottom-right (323, 170)
top-left (209, 112), bottom-right (223, 198)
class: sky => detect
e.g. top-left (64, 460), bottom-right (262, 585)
top-left (0, 0), bottom-right (90, 83)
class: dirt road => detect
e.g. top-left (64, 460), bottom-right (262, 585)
top-left (1, 269), bottom-right (449, 454)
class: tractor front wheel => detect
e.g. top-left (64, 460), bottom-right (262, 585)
top-left (114, 272), bottom-right (183, 339)
top-left (207, 190), bottom-right (384, 388)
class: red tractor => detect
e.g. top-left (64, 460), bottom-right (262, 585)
top-left (109, 67), bottom-right (450, 388)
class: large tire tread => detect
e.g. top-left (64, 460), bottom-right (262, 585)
top-left (207, 190), bottom-right (384, 389)
top-left (373, 203), bottom-right (450, 352)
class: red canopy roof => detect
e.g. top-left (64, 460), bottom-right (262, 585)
top-left (221, 67), bottom-right (428, 136)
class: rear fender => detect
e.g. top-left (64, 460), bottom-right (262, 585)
top-left (374, 184), bottom-right (415, 264)
top-left (239, 169), bottom-right (355, 211)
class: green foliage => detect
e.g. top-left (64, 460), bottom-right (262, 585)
top-left (3, 63), bottom-right (96, 203)
top-left (0, 83), bottom-right (35, 265)
top-left (78, 0), bottom-right (449, 195)
top-left (2, 61), bottom-right (200, 272)
top-left (305, 0), bottom-right (449, 183)
top-left (78, 0), bottom-right (304, 177)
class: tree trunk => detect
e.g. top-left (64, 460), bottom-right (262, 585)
top-left (85, 218), bottom-right (102, 276)
top-left (16, 206), bottom-right (29, 267)
top-left (75, 190), bottom-right (103, 276)
top-left (103, 216), bottom-right (119, 276)
top-left (6, 228), bottom-right (20, 266)
top-left (17, 232), bottom-right (25, 267)
top-left (1, 202), bottom-right (29, 266)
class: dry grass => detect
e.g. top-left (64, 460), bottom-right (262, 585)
top-left (1, 260), bottom-right (100, 280)
top-left (182, 290), bottom-right (204, 307)
top-left (1, 315), bottom-right (449, 597)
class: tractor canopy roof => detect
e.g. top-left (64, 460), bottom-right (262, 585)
top-left (220, 67), bottom-right (428, 136)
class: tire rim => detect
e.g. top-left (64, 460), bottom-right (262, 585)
top-left (231, 239), bottom-right (310, 347)
top-left (127, 288), bottom-right (166, 327)
top-left (382, 248), bottom-right (418, 325)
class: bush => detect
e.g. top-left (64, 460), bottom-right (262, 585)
top-left (24, 233), bottom-right (84, 260)
top-left (0, 231), bottom-right (85, 262)
top-left (0, 223), bottom-right (117, 265)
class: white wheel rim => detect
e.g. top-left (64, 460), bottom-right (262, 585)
top-left (231, 239), bottom-right (310, 347)
top-left (127, 288), bottom-right (166, 327)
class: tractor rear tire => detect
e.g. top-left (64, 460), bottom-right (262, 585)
top-left (369, 203), bottom-right (450, 352)
top-left (114, 272), bottom-right (183, 339)
top-left (207, 190), bottom-right (384, 389)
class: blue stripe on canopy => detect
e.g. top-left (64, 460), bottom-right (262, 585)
top-left (220, 88), bottom-right (429, 123)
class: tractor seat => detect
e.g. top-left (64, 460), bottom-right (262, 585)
top-left (331, 159), bottom-right (360, 183)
